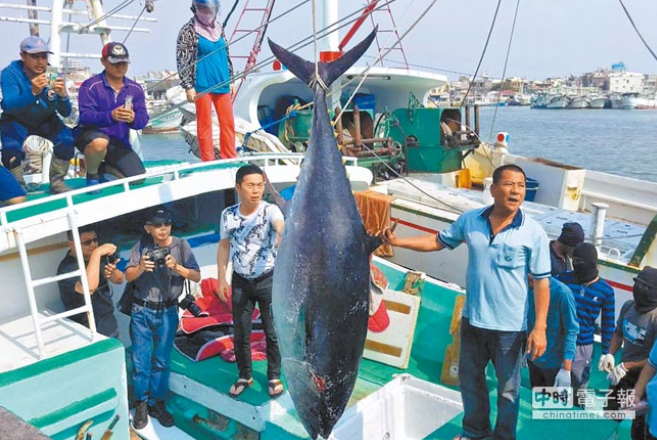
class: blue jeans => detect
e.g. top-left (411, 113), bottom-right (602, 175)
top-left (459, 318), bottom-right (526, 440)
top-left (130, 304), bottom-right (178, 404)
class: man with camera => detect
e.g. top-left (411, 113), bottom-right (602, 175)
top-left (1, 36), bottom-right (76, 194)
top-left (125, 209), bottom-right (200, 430)
top-left (57, 225), bottom-right (124, 338)
top-left (75, 42), bottom-right (149, 189)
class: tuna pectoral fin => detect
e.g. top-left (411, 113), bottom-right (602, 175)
top-left (268, 28), bottom-right (377, 89)
top-left (264, 172), bottom-right (287, 213)
top-left (365, 234), bottom-right (384, 255)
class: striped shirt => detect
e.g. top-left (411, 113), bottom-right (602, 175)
top-left (558, 272), bottom-right (616, 353)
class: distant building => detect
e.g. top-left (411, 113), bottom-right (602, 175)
top-left (609, 72), bottom-right (643, 94)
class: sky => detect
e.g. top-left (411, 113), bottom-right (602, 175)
top-left (0, 0), bottom-right (657, 81)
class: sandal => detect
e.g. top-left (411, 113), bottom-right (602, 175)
top-left (229, 377), bottom-right (253, 397)
top-left (268, 379), bottom-right (284, 398)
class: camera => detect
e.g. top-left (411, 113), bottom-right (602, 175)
top-left (105, 253), bottom-right (120, 265)
top-left (145, 246), bottom-right (170, 268)
top-left (179, 293), bottom-right (203, 317)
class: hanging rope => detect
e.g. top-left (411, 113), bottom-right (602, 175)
top-left (459, 0), bottom-right (503, 108)
top-left (488, 0), bottom-right (521, 142)
top-left (309, 0), bottom-right (327, 91)
top-left (617, 0), bottom-right (657, 63)
top-left (223, 0), bottom-right (241, 29)
top-left (122, 4), bottom-right (147, 44)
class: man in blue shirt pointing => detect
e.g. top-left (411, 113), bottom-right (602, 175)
top-left (0, 36), bottom-right (76, 194)
top-left (382, 164), bottom-right (551, 440)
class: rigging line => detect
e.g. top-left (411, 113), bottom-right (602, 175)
top-left (79, 0), bottom-right (135, 32)
top-left (362, 55), bottom-right (505, 80)
top-left (222, 0), bottom-right (240, 29)
top-left (143, 0), bottom-right (312, 94)
top-left (459, 0), bottom-right (503, 108)
top-left (488, 0), bottom-right (521, 142)
top-left (164, 0), bottom-right (401, 102)
top-left (617, 0), bottom-right (657, 64)
top-left (336, 0), bottom-right (440, 126)
top-left (122, 4), bottom-right (146, 44)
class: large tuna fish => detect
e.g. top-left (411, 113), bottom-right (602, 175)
top-left (269, 30), bottom-right (381, 440)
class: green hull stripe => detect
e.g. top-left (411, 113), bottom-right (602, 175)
top-left (0, 338), bottom-right (121, 388)
top-left (29, 388), bottom-right (116, 429)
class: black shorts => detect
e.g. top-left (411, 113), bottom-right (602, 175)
top-left (74, 129), bottom-right (146, 178)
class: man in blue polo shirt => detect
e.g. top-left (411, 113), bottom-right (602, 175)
top-left (75, 42), bottom-right (149, 188)
top-left (382, 164), bottom-right (551, 440)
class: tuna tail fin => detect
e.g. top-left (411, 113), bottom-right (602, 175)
top-left (267, 28), bottom-right (377, 90)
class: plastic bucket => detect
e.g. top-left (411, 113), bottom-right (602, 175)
top-left (525, 177), bottom-right (539, 202)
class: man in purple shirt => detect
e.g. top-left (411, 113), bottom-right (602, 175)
top-left (75, 42), bottom-right (149, 188)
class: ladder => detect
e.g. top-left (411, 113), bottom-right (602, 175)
top-left (228, 0), bottom-right (277, 99)
top-left (13, 210), bottom-right (97, 359)
top-left (368, 0), bottom-right (409, 69)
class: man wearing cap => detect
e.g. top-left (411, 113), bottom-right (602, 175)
top-left (125, 209), bottom-right (200, 430)
top-left (75, 42), bottom-right (149, 189)
top-left (550, 222), bottom-right (585, 276)
top-left (600, 267), bottom-right (657, 439)
top-left (559, 242), bottom-right (616, 402)
top-left (0, 36), bottom-right (76, 194)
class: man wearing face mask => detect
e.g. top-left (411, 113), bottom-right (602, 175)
top-left (176, 0), bottom-right (236, 162)
top-left (558, 242), bottom-right (616, 400)
top-left (601, 267), bottom-right (657, 439)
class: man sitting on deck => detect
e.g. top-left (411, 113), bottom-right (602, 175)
top-left (0, 36), bottom-right (76, 194)
top-left (75, 42), bottom-right (149, 189)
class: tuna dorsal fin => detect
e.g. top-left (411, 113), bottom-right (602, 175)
top-left (267, 28), bottom-right (377, 90)
top-left (365, 234), bottom-right (383, 255)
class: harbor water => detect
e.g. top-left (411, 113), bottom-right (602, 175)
top-left (139, 106), bottom-right (657, 183)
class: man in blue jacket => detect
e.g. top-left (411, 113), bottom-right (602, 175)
top-left (0, 36), bottom-right (76, 193)
top-left (527, 276), bottom-right (580, 389)
top-left (75, 42), bottom-right (149, 188)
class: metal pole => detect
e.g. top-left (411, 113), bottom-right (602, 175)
top-left (26, 0), bottom-right (39, 36)
top-left (14, 229), bottom-right (47, 359)
top-left (88, 0), bottom-right (111, 45)
top-left (49, 0), bottom-right (63, 69)
top-left (67, 212), bottom-right (98, 341)
top-left (591, 202), bottom-right (609, 253)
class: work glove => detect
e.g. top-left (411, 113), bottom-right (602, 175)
top-left (554, 368), bottom-right (572, 388)
top-left (599, 353), bottom-right (616, 373)
top-left (607, 363), bottom-right (628, 386)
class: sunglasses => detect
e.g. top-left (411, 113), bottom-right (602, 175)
top-left (81, 237), bottom-right (99, 246)
top-left (151, 221), bottom-right (172, 228)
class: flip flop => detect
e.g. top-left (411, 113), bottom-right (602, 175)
top-left (268, 379), bottom-right (284, 398)
top-left (229, 377), bottom-right (253, 397)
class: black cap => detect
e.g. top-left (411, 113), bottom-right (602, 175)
top-left (557, 222), bottom-right (585, 247)
top-left (146, 209), bottom-right (171, 225)
top-left (635, 266), bottom-right (657, 289)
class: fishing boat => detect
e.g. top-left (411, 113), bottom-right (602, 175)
top-left (0, 1), bottom-right (655, 440)
top-left (567, 95), bottom-right (591, 109)
top-left (622, 93), bottom-right (657, 110)
top-left (590, 95), bottom-right (611, 109)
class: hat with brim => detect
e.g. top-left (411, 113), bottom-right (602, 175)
top-left (20, 36), bottom-right (53, 54)
top-left (146, 209), bottom-right (172, 225)
top-left (102, 42), bottom-right (130, 64)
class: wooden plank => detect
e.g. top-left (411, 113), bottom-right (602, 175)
top-left (383, 300), bottom-right (411, 315)
top-left (364, 340), bottom-right (403, 357)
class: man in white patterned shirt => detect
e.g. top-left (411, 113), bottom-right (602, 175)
top-left (217, 164), bottom-right (285, 398)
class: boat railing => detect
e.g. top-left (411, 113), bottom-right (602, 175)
top-left (0, 153), bottom-right (349, 231)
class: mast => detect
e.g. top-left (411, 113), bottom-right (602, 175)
top-left (49, 0), bottom-right (64, 69)
top-left (26, 0), bottom-right (39, 35)
top-left (320, 0), bottom-right (341, 111)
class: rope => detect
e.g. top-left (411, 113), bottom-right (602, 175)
top-left (459, 0), bottom-right (503, 108)
top-left (309, 0), bottom-right (327, 91)
top-left (488, 0), bottom-right (521, 142)
top-left (122, 4), bottom-right (147, 44)
top-left (79, 0), bottom-right (135, 32)
top-left (617, 0), bottom-right (657, 63)
top-left (223, 0), bottom-right (240, 28)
